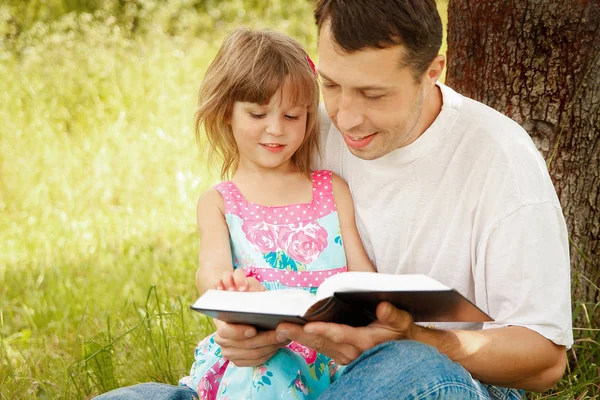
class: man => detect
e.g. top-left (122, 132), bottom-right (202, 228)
top-left (214, 0), bottom-right (572, 398)
top-left (98, 0), bottom-right (572, 398)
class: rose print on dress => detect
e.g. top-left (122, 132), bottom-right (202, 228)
top-left (242, 220), bottom-right (278, 253)
top-left (252, 365), bottom-right (274, 391)
top-left (308, 353), bottom-right (328, 381)
top-left (197, 358), bottom-right (228, 400)
top-left (243, 219), bottom-right (329, 268)
top-left (286, 341), bottom-right (317, 364)
top-left (277, 222), bottom-right (328, 264)
top-left (262, 250), bottom-right (306, 271)
top-left (288, 371), bottom-right (311, 396)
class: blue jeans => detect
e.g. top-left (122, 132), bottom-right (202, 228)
top-left (94, 341), bottom-right (523, 399)
top-left (93, 382), bottom-right (198, 400)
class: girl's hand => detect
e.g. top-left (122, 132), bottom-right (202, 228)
top-left (216, 268), bottom-right (265, 292)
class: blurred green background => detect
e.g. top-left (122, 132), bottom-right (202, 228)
top-left (3, 1), bottom-right (592, 399)
top-left (0, 1), bottom-right (352, 398)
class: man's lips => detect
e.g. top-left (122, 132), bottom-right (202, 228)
top-left (342, 132), bottom-right (377, 149)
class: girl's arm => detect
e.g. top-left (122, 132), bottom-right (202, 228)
top-left (331, 173), bottom-right (375, 272)
top-left (195, 189), bottom-right (263, 294)
top-left (195, 188), bottom-right (235, 294)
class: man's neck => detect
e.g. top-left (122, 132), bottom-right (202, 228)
top-left (416, 83), bottom-right (444, 138)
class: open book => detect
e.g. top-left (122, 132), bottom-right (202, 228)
top-left (191, 272), bottom-right (492, 330)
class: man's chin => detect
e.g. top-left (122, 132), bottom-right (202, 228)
top-left (346, 145), bottom-right (385, 161)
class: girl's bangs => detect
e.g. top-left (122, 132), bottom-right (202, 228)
top-left (232, 61), bottom-right (315, 107)
top-left (285, 71), bottom-right (316, 108)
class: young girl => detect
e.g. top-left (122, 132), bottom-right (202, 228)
top-left (179, 28), bottom-right (374, 400)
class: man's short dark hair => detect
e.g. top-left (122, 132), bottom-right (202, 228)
top-left (315, 0), bottom-right (443, 80)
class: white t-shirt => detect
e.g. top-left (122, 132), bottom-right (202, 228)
top-left (318, 82), bottom-right (573, 347)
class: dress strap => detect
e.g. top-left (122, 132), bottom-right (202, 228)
top-left (311, 170), bottom-right (334, 199)
top-left (311, 170), bottom-right (337, 216)
top-left (213, 181), bottom-right (246, 214)
top-left (214, 172), bottom-right (338, 218)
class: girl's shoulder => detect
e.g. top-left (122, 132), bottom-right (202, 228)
top-left (197, 186), bottom-right (226, 215)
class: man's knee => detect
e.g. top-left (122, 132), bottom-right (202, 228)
top-left (346, 340), bottom-right (454, 374)
top-left (322, 341), bottom-right (488, 400)
top-left (344, 340), bottom-right (478, 389)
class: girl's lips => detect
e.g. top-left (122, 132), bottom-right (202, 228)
top-left (260, 143), bottom-right (285, 153)
top-left (343, 133), bottom-right (376, 149)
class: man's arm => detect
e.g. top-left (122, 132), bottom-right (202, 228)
top-left (276, 302), bottom-right (566, 392)
top-left (276, 200), bottom-right (571, 391)
top-left (417, 323), bottom-right (566, 392)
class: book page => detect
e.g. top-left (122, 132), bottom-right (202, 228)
top-left (192, 289), bottom-right (318, 316)
top-left (315, 272), bottom-right (451, 300)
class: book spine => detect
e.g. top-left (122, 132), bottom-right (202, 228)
top-left (305, 295), bottom-right (377, 327)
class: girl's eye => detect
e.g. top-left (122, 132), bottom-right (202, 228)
top-left (285, 115), bottom-right (300, 121)
top-left (249, 113), bottom-right (265, 119)
top-left (364, 94), bottom-right (384, 100)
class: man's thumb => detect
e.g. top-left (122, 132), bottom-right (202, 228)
top-left (377, 302), bottom-right (396, 323)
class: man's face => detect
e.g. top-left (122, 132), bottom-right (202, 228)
top-left (318, 24), bottom-right (427, 160)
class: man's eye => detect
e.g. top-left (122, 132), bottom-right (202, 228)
top-left (364, 94), bottom-right (384, 100)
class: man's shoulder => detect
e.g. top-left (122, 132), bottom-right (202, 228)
top-left (442, 83), bottom-right (540, 162)
top-left (441, 83), bottom-right (526, 141)
top-left (440, 84), bottom-right (557, 201)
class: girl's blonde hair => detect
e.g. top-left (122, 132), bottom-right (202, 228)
top-left (196, 28), bottom-right (320, 179)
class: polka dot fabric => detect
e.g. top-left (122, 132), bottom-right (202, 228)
top-left (215, 170), bottom-right (337, 224)
top-left (244, 266), bottom-right (347, 288)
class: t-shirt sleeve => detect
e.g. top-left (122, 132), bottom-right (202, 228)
top-left (474, 202), bottom-right (573, 348)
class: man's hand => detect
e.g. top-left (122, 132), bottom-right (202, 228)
top-left (276, 302), bottom-right (416, 365)
top-left (214, 320), bottom-right (289, 367)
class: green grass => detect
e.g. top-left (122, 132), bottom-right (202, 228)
top-left (0, 1), bottom-right (598, 399)
top-left (0, 9), bottom-right (220, 398)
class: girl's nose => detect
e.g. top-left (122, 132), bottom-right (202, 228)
top-left (264, 116), bottom-right (284, 136)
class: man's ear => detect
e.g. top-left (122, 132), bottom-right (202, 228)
top-left (426, 55), bottom-right (446, 85)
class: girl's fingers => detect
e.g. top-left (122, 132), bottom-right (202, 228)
top-left (221, 271), bottom-right (236, 290)
top-left (247, 277), bottom-right (266, 292)
top-left (232, 268), bottom-right (248, 291)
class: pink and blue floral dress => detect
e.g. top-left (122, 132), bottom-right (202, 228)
top-left (179, 170), bottom-right (347, 399)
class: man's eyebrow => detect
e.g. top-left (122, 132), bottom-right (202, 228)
top-left (318, 70), bottom-right (390, 91)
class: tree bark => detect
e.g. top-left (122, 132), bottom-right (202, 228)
top-left (446, 0), bottom-right (600, 323)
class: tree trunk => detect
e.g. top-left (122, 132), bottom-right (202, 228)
top-left (446, 0), bottom-right (600, 324)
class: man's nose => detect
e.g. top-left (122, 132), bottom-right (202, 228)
top-left (336, 94), bottom-right (364, 132)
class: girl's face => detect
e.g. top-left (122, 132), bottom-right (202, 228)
top-left (230, 82), bottom-right (308, 173)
